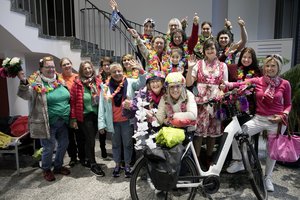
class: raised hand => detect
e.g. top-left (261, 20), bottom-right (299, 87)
top-left (237, 16), bottom-right (245, 27)
top-left (224, 18), bottom-right (232, 30)
top-left (226, 43), bottom-right (239, 55)
top-left (188, 54), bottom-right (197, 68)
top-left (193, 13), bottom-right (199, 25)
top-left (127, 28), bottom-right (139, 39)
top-left (109, 0), bottom-right (119, 11)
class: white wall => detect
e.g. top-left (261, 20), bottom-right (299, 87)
top-left (93, 0), bottom-right (213, 36)
top-left (94, 0), bottom-right (276, 41)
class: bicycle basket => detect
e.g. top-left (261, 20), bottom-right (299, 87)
top-left (144, 144), bottom-right (185, 191)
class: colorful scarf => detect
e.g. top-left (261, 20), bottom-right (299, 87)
top-left (108, 77), bottom-right (128, 107)
top-left (262, 75), bottom-right (281, 102)
top-left (81, 75), bottom-right (99, 106)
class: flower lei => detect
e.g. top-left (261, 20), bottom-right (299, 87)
top-left (164, 95), bottom-right (187, 119)
top-left (164, 60), bottom-right (185, 74)
top-left (237, 66), bottom-right (255, 82)
top-left (141, 35), bottom-right (152, 50)
top-left (147, 50), bottom-right (169, 72)
top-left (125, 70), bottom-right (139, 79)
top-left (28, 71), bottom-right (64, 94)
top-left (103, 77), bottom-right (125, 101)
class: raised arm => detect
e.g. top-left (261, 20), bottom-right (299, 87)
top-left (187, 14), bottom-right (199, 54)
top-left (235, 17), bottom-right (248, 51)
top-left (127, 28), bottom-right (150, 60)
top-left (110, 0), bottom-right (133, 29)
top-left (185, 55), bottom-right (197, 87)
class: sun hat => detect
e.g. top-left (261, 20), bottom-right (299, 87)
top-left (146, 70), bottom-right (165, 84)
top-left (164, 72), bottom-right (186, 86)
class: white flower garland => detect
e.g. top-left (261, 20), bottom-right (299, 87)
top-left (133, 97), bottom-right (160, 150)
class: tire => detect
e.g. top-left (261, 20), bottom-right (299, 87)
top-left (241, 141), bottom-right (268, 200)
top-left (130, 156), bottom-right (198, 200)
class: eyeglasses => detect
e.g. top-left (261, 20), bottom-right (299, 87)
top-left (62, 63), bottom-right (71, 67)
top-left (266, 54), bottom-right (283, 64)
top-left (43, 66), bottom-right (55, 69)
top-left (169, 84), bottom-right (183, 90)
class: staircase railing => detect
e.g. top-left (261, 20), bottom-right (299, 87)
top-left (10, 0), bottom-right (164, 66)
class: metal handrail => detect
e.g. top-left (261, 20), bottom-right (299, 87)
top-left (10, 0), bottom-right (165, 66)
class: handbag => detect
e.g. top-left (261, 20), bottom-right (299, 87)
top-left (268, 123), bottom-right (300, 162)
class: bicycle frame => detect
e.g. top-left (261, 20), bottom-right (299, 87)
top-left (176, 115), bottom-right (242, 188)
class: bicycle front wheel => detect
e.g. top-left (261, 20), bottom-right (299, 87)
top-left (241, 141), bottom-right (268, 200)
top-left (130, 156), bottom-right (198, 200)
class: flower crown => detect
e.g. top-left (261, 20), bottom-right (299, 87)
top-left (146, 70), bottom-right (165, 80)
top-left (0, 57), bottom-right (22, 78)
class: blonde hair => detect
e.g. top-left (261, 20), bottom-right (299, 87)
top-left (263, 54), bottom-right (283, 75)
top-left (167, 18), bottom-right (182, 35)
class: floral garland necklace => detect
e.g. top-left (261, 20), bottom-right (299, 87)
top-left (237, 66), bottom-right (255, 82)
top-left (28, 71), bottom-right (64, 94)
top-left (142, 34), bottom-right (152, 50)
top-left (164, 95), bottom-right (187, 119)
top-left (169, 42), bottom-right (190, 59)
top-left (103, 77), bottom-right (125, 101)
top-left (165, 60), bottom-right (185, 74)
top-left (194, 35), bottom-right (213, 59)
top-left (147, 50), bottom-right (169, 72)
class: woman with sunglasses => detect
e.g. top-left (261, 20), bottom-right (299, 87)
top-left (225, 54), bottom-right (292, 192)
top-left (155, 72), bottom-right (197, 130)
top-left (17, 56), bottom-right (71, 181)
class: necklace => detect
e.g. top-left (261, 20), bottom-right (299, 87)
top-left (237, 66), bottom-right (255, 82)
top-left (28, 71), bottom-right (64, 94)
top-left (103, 77), bottom-right (125, 101)
top-left (147, 50), bottom-right (169, 72)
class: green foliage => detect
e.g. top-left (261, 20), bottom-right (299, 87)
top-left (280, 64), bottom-right (300, 131)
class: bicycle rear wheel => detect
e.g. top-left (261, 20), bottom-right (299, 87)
top-left (130, 156), bottom-right (198, 200)
top-left (241, 141), bottom-right (268, 200)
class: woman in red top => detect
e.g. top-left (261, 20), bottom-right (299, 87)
top-left (70, 61), bottom-right (105, 177)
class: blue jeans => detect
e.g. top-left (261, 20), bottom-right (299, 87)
top-left (40, 119), bottom-right (69, 171)
top-left (112, 120), bottom-right (133, 165)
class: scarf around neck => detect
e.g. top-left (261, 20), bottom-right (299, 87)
top-left (40, 73), bottom-right (57, 84)
top-left (81, 75), bottom-right (99, 106)
top-left (109, 78), bottom-right (128, 107)
top-left (262, 75), bottom-right (282, 102)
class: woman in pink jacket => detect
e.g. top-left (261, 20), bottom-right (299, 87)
top-left (225, 54), bottom-right (292, 192)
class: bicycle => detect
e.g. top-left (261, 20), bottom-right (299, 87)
top-left (130, 85), bottom-right (268, 200)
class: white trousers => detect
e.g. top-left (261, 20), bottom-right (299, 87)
top-left (231, 115), bottom-right (286, 177)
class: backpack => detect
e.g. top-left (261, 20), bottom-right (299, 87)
top-left (144, 144), bottom-right (185, 191)
top-left (10, 116), bottom-right (28, 137)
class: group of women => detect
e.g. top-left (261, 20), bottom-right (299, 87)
top-left (14, 0), bottom-right (291, 194)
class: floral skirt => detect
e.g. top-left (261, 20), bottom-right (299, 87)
top-left (195, 104), bottom-right (222, 137)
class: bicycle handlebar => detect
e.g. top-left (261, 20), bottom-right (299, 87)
top-left (202, 84), bottom-right (255, 106)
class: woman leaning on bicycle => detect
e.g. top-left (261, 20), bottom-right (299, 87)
top-left (225, 54), bottom-right (292, 192)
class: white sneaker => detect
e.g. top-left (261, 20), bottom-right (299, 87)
top-left (265, 176), bottom-right (274, 192)
top-left (226, 160), bottom-right (245, 173)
